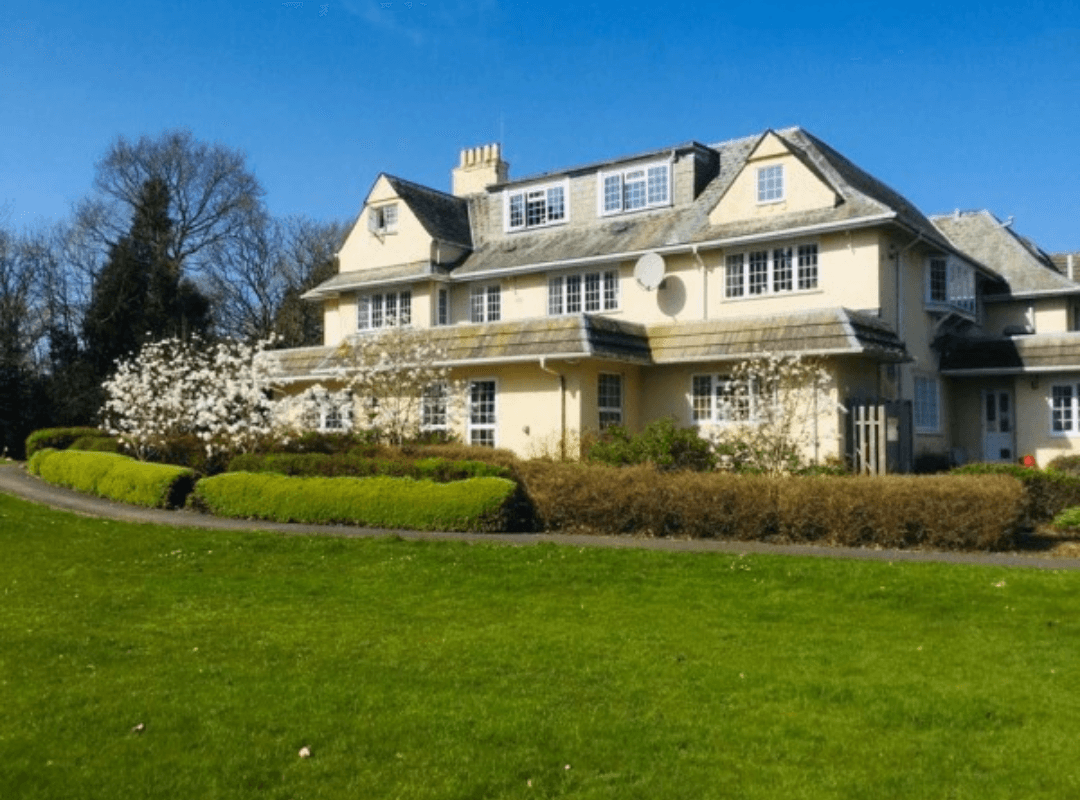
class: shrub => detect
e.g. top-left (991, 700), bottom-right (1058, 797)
top-left (1052, 506), bottom-right (1080, 530)
top-left (516, 462), bottom-right (1023, 550)
top-left (1047, 455), bottom-right (1080, 477)
top-left (190, 473), bottom-right (525, 531)
top-left (587, 418), bottom-right (715, 472)
top-left (951, 462), bottom-right (1080, 524)
top-left (226, 451), bottom-right (511, 482)
top-left (29, 449), bottom-right (195, 508)
top-left (25, 427), bottom-right (108, 458)
top-left (70, 435), bottom-right (122, 453)
top-left (914, 452), bottom-right (953, 474)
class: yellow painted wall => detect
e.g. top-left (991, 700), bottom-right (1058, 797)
top-left (337, 176), bottom-right (433, 273)
top-left (709, 133), bottom-right (838, 226)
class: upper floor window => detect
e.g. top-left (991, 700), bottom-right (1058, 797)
top-left (757, 165), bottom-right (784, 203)
top-left (548, 270), bottom-right (619, 315)
top-left (725, 243), bottom-right (818, 299)
top-left (1052, 383), bottom-right (1078, 434)
top-left (505, 181), bottom-right (567, 231)
top-left (926, 256), bottom-right (975, 316)
top-left (470, 284), bottom-right (501, 323)
top-left (435, 288), bottom-right (449, 326)
top-left (368, 203), bottom-right (398, 234)
top-left (358, 290), bottom-right (411, 330)
top-left (600, 162), bottom-right (671, 215)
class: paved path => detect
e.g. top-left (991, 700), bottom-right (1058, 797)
top-left (2, 462), bottom-right (1078, 570)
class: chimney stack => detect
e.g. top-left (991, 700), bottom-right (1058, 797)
top-left (452, 143), bottom-right (509, 197)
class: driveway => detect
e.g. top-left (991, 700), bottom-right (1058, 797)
top-left (2, 462), bottom-right (1078, 570)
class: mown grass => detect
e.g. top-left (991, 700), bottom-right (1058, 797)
top-left (1, 493), bottom-right (1078, 799)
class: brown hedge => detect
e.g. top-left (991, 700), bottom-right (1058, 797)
top-left (515, 462), bottom-right (1024, 551)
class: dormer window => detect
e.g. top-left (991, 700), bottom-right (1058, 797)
top-left (926, 255), bottom-right (975, 316)
top-left (756, 164), bottom-right (784, 203)
top-left (505, 181), bottom-right (567, 231)
top-left (368, 203), bottom-right (398, 234)
top-left (600, 162), bottom-right (670, 215)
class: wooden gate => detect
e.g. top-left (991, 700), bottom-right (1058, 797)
top-left (848, 400), bottom-right (912, 475)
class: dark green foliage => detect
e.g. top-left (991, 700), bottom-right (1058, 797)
top-left (586, 417), bottom-right (715, 471)
top-left (29, 449), bottom-right (195, 508)
top-left (69, 435), bottom-right (122, 453)
top-left (190, 472), bottom-right (522, 531)
top-left (227, 451), bottom-right (511, 482)
top-left (952, 462), bottom-right (1080, 524)
top-left (25, 426), bottom-right (107, 458)
top-left (83, 177), bottom-right (211, 383)
top-left (1046, 454), bottom-right (1080, 477)
top-left (913, 452), bottom-right (953, 474)
top-left (517, 461), bottom-right (1023, 550)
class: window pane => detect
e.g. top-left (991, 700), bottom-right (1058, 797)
top-left (358, 295), bottom-right (371, 330)
top-left (548, 277), bottom-right (564, 315)
top-left (797, 244), bottom-right (818, 290)
top-left (584, 272), bottom-right (601, 312)
top-left (692, 375), bottom-right (712, 422)
top-left (547, 186), bottom-right (565, 221)
top-left (567, 275), bottom-right (582, 313)
top-left (470, 287), bottom-right (485, 323)
top-left (749, 251), bottom-right (769, 295)
top-left (773, 247), bottom-right (793, 292)
top-left (526, 190), bottom-right (546, 227)
top-left (647, 165), bottom-right (668, 205)
top-left (624, 170), bottom-right (646, 210)
top-left (603, 270), bottom-right (618, 309)
top-left (598, 373), bottom-right (622, 430)
top-left (603, 175), bottom-right (622, 212)
top-left (509, 194), bottom-right (524, 229)
top-left (399, 291), bottom-right (411, 325)
top-left (486, 285), bottom-right (501, 322)
top-left (726, 254), bottom-right (744, 298)
top-left (757, 165), bottom-right (783, 202)
top-left (1053, 385), bottom-right (1073, 432)
top-left (371, 294), bottom-right (384, 328)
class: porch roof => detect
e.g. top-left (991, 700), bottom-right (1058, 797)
top-left (940, 333), bottom-right (1080, 374)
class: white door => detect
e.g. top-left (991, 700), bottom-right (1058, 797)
top-left (982, 390), bottom-right (1014, 462)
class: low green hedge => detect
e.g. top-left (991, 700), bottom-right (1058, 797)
top-left (190, 472), bottom-right (526, 531)
top-left (516, 462), bottom-right (1024, 550)
top-left (70, 435), bottom-right (122, 453)
top-left (25, 427), bottom-right (110, 458)
top-left (227, 452), bottom-right (511, 482)
top-left (29, 449), bottom-right (195, 509)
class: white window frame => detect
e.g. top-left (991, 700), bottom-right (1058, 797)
top-left (367, 203), bottom-right (398, 234)
top-left (470, 284), bottom-right (501, 323)
top-left (548, 270), bottom-right (619, 315)
top-left (691, 375), bottom-right (770, 425)
top-left (913, 375), bottom-right (941, 433)
top-left (468, 379), bottom-right (497, 447)
top-left (925, 255), bottom-right (976, 316)
top-left (724, 242), bottom-right (818, 299)
top-left (504, 180), bottom-right (569, 232)
top-left (598, 373), bottom-right (623, 430)
top-left (598, 161), bottom-right (672, 216)
top-left (756, 164), bottom-right (785, 203)
top-left (1051, 382), bottom-right (1080, 436)
top-left (434, 287), bottom-right (449, 326)
top-left (357, 289), bottom-right (412, 331)
top-left (421, 381), bottom-right (449, 433)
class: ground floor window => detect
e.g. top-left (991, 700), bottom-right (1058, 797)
top-left (691, 374), bottom-right (763, 424)
top-left (468, 380), bottom-right (497, 447)
top-left (1051, 383), bottom-right (1080, 433)
top-left (914, 375), bottom-right (940, 432)
top-left (422, 382), bottom-right (449, 432)
top-left (598, 373), bottom-right (623, 430)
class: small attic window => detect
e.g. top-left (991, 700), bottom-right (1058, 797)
top-left (368, 203), bottom-right (398, 234)
top-left (756, 165), bottom-right (784, 203)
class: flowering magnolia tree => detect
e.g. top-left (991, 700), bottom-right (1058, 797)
top-left (271, 383), bottom-right (356, 434)
top-left (101, 335), bottom-right (280, 460)
top-left (704, 353), bottom-right (832, 475)
top-left (333, 322), bottom-right (459, 444)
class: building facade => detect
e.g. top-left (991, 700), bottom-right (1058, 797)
top-left (273, 128), bottom-right (1080, 468)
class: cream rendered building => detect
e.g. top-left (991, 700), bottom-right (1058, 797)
top-left (275, 128), bottom-right (1080, 469)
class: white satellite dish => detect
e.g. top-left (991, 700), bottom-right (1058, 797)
top-left (634, 252), bottom-right (666, 291)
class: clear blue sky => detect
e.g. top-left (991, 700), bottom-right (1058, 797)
top-left (3, 0), bottom-right (1078, 251)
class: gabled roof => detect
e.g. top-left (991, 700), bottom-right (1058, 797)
top-left (931, 210), bottom-right (1078, 296)
top-left (382, 175), bottom-right (472, 250)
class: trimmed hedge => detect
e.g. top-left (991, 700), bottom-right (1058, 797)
top-left (28, 449), bottom-right (195, 509)
top-left (70, 435), bottom-right (122, 453)
top-left (516, 462), bottom-right (1024, 550)
top-left (227, 451), bottom-right (511, 482)
top-left (190, 472), bottom-right (525, 531)
top-left (951, 462), bottom-right (1080, 524)
top-left (25, 427), bottom-right (109, 458)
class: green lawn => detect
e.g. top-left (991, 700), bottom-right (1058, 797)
top-left (1, 493), bottom-right (1078, 799)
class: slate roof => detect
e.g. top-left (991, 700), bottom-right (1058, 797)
top-left (647, 308), bottom-right (908, 363)
top-left (383, 175), bottom-right (472, 249)
top-left (452, 127), bottom-right (955, 277)
top-left (1051, 252), bottom-right (1080, 279)
top-left (931, 210), bottom-right (1078, 296)
top-left (940, 333), bottom-right (1080, 373)
top-left (301, 261), bottom-right (436, 300)
top-left (268, 307), bottom-right (907, 383)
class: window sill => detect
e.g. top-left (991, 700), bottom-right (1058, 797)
top-left (721, 288), bottom-right (824, 303)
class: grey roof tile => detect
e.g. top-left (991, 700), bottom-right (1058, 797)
top-left (940, 333), bottom-right (1080, 372)
top-left (383, 175), bottom-right (472, 249)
